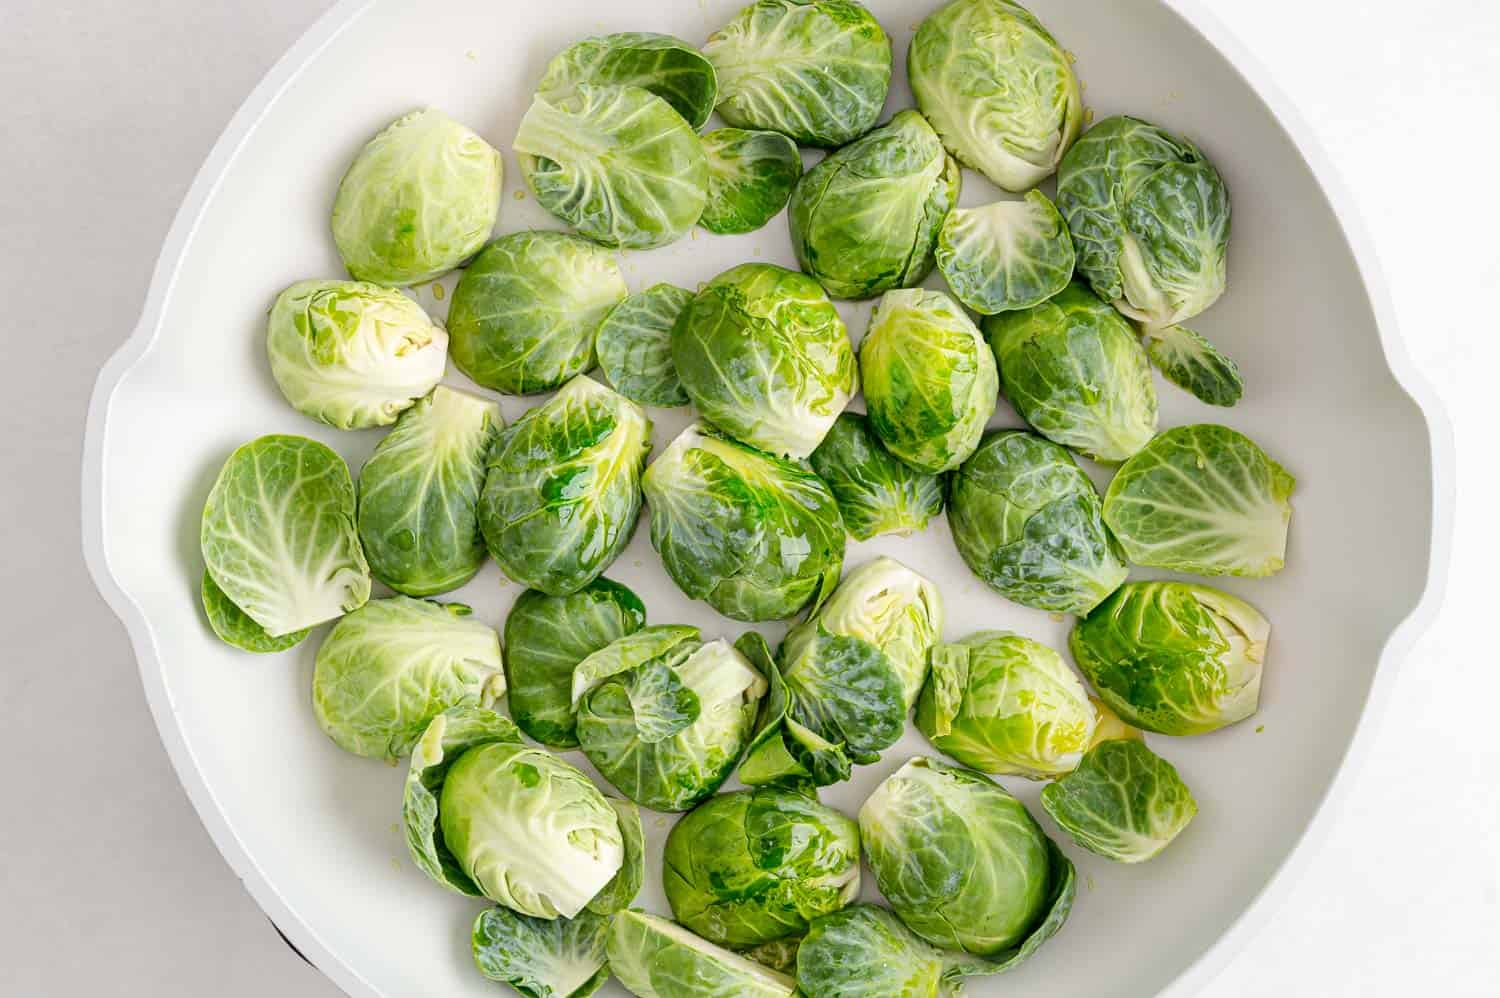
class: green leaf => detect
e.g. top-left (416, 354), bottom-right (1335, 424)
top-left (700, 128), bottom-right (802, 235)
top-left (1143, 324), bottom-right (1244, 406)
top-left (936, 191), bottom-right (1075, 314)
top-left (1102, 424), bottom-right (1295, 576)
top-left (596, 284), bottom-right (693, 407)
top-left (200, 570), bottom-right (308, 653)
top-left (515, 84), bottom-right (707, 250)
top-left (808, 412), bottom-right (944, 541)
top-left (703, 0), bottom-right (892, 148)
top-left (472, 906), bottom-right (611, 998)
top-left (537, 32), bottom-right (717, 129)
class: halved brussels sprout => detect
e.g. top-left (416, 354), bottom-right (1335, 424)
top-left (917, 631), bottom-right (1095, 778)
top-left (1042, 739), bottom-right (1198, 863)
top-left (789, 110), bottom-right (961, 300)
top-left (815, 558), bottom-right (944, 709)
top-left (1070, 580), bottom-right (1269, 735)
top-left (797, 904), bottom-right (1007, 998)
top-left (471, 905), bottom-right (610, 998)
top-left (703, 0), bottom-right (892, 148)
top-left (700, 128), bottom-right (803, 235)
top-left (357, 387), bottom-right (501, 596)
top-left (908, 0), bottom-right (1083, 192)
top-left (860, 288), bottom-right (997, 473)
top-left (573, 630), bottom-right (767, 812)
top-left (447, 231), bottom-right (626, 395)
top-left (503, 579), bottom-right (646, 748)
top-left (672, 263), bottom-right (856, 460)
top-left (479, 377), bottom-right (650, 595)
top-left (311, 596), bottom-right (504, 760)
top-left (1103, 424), bottom-right (1294, 576)
top-left (936, 192), bottom-right (1075, 315)
top-left (331, 108), bottom-right (502, 286)
top-left (200, 570), bottom-right (308, 653)
top-left (607, 910), bottom-right (796, 998)
top-left (740, 560), bottom-right (941, 788)
top-left (985, 282), bottom-right (1158, 463)
top-left (949, 430), bottom-right (1127, 614)
top-left (595, 284), bottom-right (693, 408)
top-left (201, 435), bottom-right (369, 637)
top-left (1143, 324), bottom-right (1244, 407)
top-left (403, 707), bottom-right (624, 919)
top-left (1057, 115), bottom-right (1230, 329)
top-left (643, 423), bottom-right (845, 622)
top-left (515, 84), bottom-right (707, 250)
top-left (536, 32), bottom-right (718, 129)
top-left (808, 412), bottom-right (945, 541)
top-left (859, 757), bottom-right (1075, 960)
top-left (663, 787), bottom-right (861, 948)
top-left (266, 280), bottom-right (447, 430)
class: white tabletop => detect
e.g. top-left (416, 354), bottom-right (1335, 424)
top-left (3, 0), bottom-right (1495, 994)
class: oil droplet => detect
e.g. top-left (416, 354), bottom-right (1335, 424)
top-left (432, 283), bottom-right (446, 301)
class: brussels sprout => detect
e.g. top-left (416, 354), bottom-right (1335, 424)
top-left (739, 559), bottom-right (939, 788)
top-left (356, 387), bottom-right (501, 596)
top-left (917, 631), bottom-right (1095, 778)
top-left (266, 280), bottom-right (447, 430)
top-left (985, 282), bottom-right (1158, 463)
top-left (447, 231), bottom-right (626, 395)
top-left (403, 707), bottom-right (623, 918)
top-left (797, 904), bottom-right (1006, 998)
top-left (859, 288), bottom-right (997, 473)
top-left (814, 557), bottom-right (944, 709)
top-left (936, 192), bottom-right (1076, 315)
top-left (808, 412), bottom-right (945, 541)
top-left (643, 424), bottom-right (845, 622)
top-left (1057, 115), bottom-right (1230, 328)
top-left (574, 631), bottom-right (767, 812)
top-left (703, 0), bottom-right (892, 148)
top-left (948, 430), bottom-right (1127, 614)
top-left (1143, 324), bottom-right (1244, 407)
top-left (699, 129), bottom-right (802, 235)
top-left (200, 570), bottom-right (309, 653)
top-left (479, 377), bottom-right (650, 595)
top-left (1070, 580), bottom-right (1269, 735)
top-left (503, 580), bottom-right (646, 748)
top-left (1103, 424), bottom-right (1295, 576)
top-left (607, 910), bottom-right (796, 998)
top-left (515, 84), bottom-right (707, 250)
top-left (859, 757), bottom-right (1075, 959)
top-left (908, 0), bottom-right (1083, 192)
top-left (789, 110), bottom-right (961, 301)
top-left (663, 787), bottom-right (861, 947)
top-left (201, 435), bottom-right (369, 637)
top-left (537, 32), bottom-right (718, 129)
top-left (672, 263), bottom-right (856, 459)
top-left (331, 108), bottom-right (502, 286)
top-left (472, 906), bottom-right (610, 998)
top-left (596, 285), bottom-right (693, 408)
top-left (311, 597), bottom-right (504, 760)
top-left (1042, 739), bottom-right (1197, 863)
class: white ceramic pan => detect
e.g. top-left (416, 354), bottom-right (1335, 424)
top-left (82, 1), bottom-right (1452, 995)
